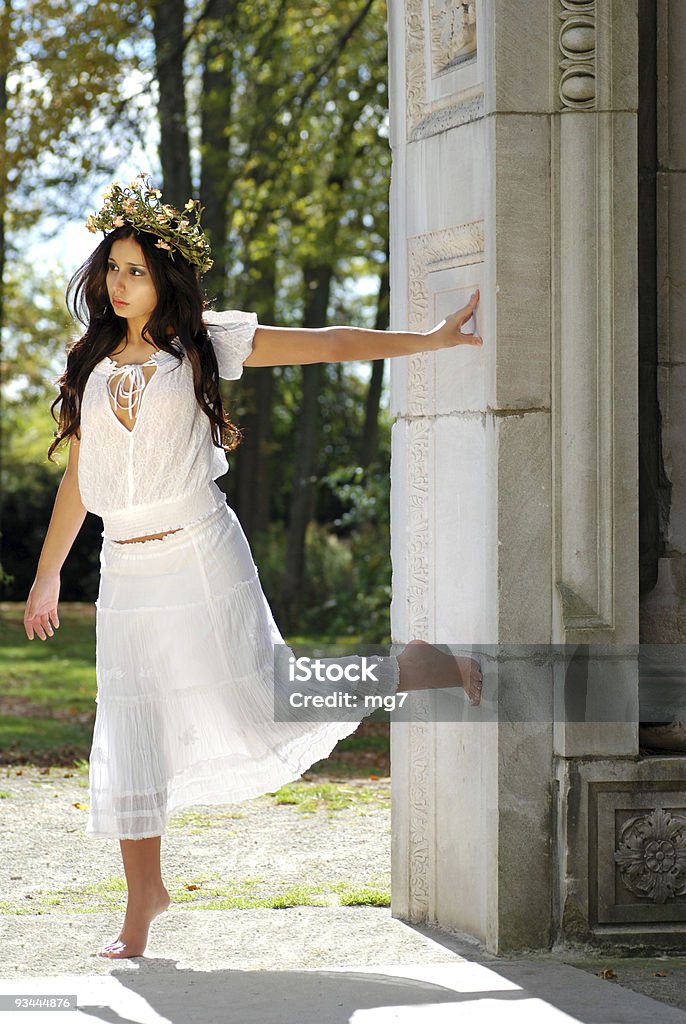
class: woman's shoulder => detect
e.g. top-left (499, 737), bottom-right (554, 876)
top-left (203, 308), bottom-right (258, 332)
top-left (202, 309), bottom-right (259, 381)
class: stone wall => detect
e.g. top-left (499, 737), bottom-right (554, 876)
top-left (387, 0), bottom-right (686, 954)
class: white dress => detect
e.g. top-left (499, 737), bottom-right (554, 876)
top-left (80, 311), bottom-right (400, 839)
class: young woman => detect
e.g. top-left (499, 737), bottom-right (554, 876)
top-left (23, 178), bottom-right (483, 959)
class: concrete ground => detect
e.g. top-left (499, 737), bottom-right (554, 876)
top-left (2, 911), bottom-right (686, 1023)
top-left (2, 768), bottom-right (686, 1022)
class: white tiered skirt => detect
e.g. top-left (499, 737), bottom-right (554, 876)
top-left (87, 499), bottom-right (400, 839)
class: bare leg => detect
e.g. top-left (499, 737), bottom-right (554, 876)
top-left (397, 639), bottom-right (483, 706)
top-left (98, 836), bottom-right (171, 959)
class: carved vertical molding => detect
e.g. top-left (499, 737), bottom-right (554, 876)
top-left (406, 417), bottom-right (432, 920)
top-left (403, 219), bottom-right (484, 921)
top-left (554, 0), bottom-right (618, 634)
top-left (558, 0), bottom-right (597, 110)
top-left (406, 419), bottom-right (431, 637)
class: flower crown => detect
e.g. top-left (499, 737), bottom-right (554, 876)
top-left (86, 173), bottom-right (213, 273)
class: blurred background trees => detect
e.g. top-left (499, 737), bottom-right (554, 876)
top-left (0, 0), bottom-right (393, 642)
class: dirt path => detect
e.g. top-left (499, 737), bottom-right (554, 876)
top-left (0, 764), bottom-right (436, 976)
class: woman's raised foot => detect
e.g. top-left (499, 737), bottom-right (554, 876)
top-left (397, 639), bottom-right (483, 705)
top-left (98, 885), bottom-right (171, 959)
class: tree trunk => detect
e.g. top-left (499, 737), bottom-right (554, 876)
top-left (231, 365), bottom-right (274, 533)
top-left (280, 264), bottom-right (331, 628)
top-left (229, 255), bottom-right (277, 535)
top-left (199, 0), bottom-right (238, 305)
top-left (152, 0), bottom-right (193, 207)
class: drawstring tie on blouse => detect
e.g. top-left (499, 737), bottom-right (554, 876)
top-left (109, 358), bottom-right (157, 419)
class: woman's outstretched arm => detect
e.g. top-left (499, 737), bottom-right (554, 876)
top-left (244, 290), bottom-right (482, 368)
top-left (24, 436), bottom-right (87, 641)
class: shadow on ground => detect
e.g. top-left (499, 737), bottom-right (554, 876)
top-left (69, 955), bottom-right (686, 1024)
top-left (77, 962), bottom-right (465, 1023)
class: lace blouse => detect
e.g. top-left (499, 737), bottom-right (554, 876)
top-left (77, 309), bottom-right (258, 540)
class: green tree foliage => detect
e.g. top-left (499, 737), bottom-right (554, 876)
top-left (1, 264), bottom-right (102, 600)
top-left (3, 0), bottom-right (151, 225)
top-left (2, 0), bottom-right (394, 640)
top-left (1, 1), bottom-right (154, 592)
top-left (201, 1), bottom-right (391, 631)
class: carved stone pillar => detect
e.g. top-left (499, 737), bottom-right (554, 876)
top-left (389, 0), bottom-right (686, 953)
top-left (388, 0), bottom-right (553, 951)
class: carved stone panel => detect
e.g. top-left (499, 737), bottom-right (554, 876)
top-left (407, 221), bottom-right (485, 336)
top-left (405, 0), bottom-right (482, 141)
top-left (591, 784), bottom-right (686, 924)
top-left (405, 221), bottom-right (485, 419)
top-left (429, 0), bottom-right (477, 76)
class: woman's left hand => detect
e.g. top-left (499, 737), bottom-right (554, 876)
top-left (425, 289), bottom-right (482, 350)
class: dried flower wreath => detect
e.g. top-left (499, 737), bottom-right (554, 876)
top-left (86, 173), bottom-right (213, 273)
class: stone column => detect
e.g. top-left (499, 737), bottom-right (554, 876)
top-left (388, 0), bottom-right (555, 953)
top-left (388, 0), bottom-right (686, 954)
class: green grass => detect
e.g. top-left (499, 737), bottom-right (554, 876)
top-left (0, 606), bottom-right (96, 764)
top-left (0, 874), bottom-right (390, 916)
top-left (265, 780), bottom-right (390, 814)
top-left (0, 606), bottom-right (96, 699)
top-left (168, 808), bottom-right (246, 833)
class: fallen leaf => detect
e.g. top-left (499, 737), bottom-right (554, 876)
top-left (653, 971), bottom-right (667, 977)
top-left (71, 802), bottom-right (88, 810)
top-left (598, 968), bottom-right (617, 980)
top-left (184, 884), bottom-right (200, 891)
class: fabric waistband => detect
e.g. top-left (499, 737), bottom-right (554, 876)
top-left (100, 482), bottom-right (226, 541)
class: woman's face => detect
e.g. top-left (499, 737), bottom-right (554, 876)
top-left (106, 236), bottom-right (158, 324)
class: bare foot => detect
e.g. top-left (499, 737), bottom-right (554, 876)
top-left (98, 885), bottom-right (171, 959)
top-left (397, 639), bottom-right (483, 706)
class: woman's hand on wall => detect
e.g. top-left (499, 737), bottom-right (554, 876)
top-left (425, 289), bottom-right (482, 351)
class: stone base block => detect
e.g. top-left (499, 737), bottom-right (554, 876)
top-left (556, 756), bottom-right (686, 952)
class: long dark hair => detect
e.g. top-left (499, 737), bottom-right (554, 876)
top-left (47, 224), bottom-right (241, 461)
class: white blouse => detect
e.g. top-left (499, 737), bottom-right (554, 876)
top-left (77, 309), bottom-right (258, 540)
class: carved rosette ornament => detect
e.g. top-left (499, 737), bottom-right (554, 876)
top-left (614, 807), bottom-right (686, 903)
top-left (558, 0), bottom-right (596, 109)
